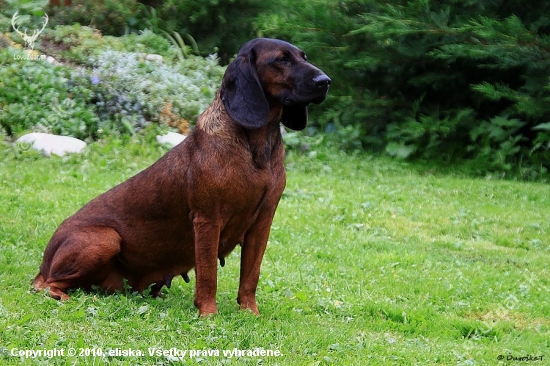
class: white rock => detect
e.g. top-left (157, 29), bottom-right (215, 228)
top-left (16, 133), bottom-right (87, 157)
top-left (145, 54), bottom-right (164, 63)
top-left (156, 132), bottom-right (187, 147)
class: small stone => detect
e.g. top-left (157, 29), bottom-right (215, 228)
top-left (16, 133), bottom-right (86, 157)
top-left (145, 54), bottom-right (163, 63)
top-left (156, 132), bottom-right (187, 147)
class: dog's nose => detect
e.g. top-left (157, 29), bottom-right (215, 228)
top-left (313, 74), bottom-right (331, 89)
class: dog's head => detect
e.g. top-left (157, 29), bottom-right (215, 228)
top-left (221, 38), bottom-right (331, 131)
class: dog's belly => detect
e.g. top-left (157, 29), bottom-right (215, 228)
top-left (113, 211), bottom-right (257, 289)
top-left (116, 218), bottom-right (194, 266)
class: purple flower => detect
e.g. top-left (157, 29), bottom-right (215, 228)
top-left (91, 75), bottom-right (100, 85)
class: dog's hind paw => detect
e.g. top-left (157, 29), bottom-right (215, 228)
top-left (48, 286), bottom-right (70, 301)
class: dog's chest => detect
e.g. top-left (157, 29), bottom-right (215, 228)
top-left (220, 159), bottom-right (285, 215)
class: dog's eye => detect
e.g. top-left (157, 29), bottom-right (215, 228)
top-left (276, 57), bottom-right (291, 66)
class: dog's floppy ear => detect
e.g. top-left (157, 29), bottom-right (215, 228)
top-left (281, 105), bottom-right (308, 131)
top-left (221, 48), bottom-right (269, 129)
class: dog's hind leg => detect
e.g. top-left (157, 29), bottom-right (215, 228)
top-left (38, 227), bottom-right (122, 300)
top-left (32, 273), bottom-right (46, 292)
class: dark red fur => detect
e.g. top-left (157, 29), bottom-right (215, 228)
top-left (33, 38), bottom-right (330, 316)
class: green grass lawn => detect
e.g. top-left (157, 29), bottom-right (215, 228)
top-left (0, 137), bottom-right (548, 365)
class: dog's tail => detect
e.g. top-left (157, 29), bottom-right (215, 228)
top-left (32, 273), bottom-right (46, 292)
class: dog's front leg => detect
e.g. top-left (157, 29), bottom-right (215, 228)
top-left (193, 217), bottom-right (220, 316)
top-left (237, 218), bottom-right (273, 315)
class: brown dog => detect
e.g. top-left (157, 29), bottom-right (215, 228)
top-left (33, 38), bottom-right (330, 316)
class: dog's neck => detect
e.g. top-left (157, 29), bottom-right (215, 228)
top-left (195, 93), bottom-right (284, 169)
top-left (243, 107), bottom-right (283, 169)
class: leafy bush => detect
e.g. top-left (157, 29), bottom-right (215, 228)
top-left (91, 86), bottom-right (149, 136)
top-left (468, 116), bottom-right (528, 175)
top-left (1, 25), bottom-right (225, 140)
top-left (119, 29), bottom-right (172, 56)
top-left (39, 25), bottom-right (107, 65)
top-left (1, 0), bottom-right (49, 19)
top-left (0, 48), bottom-right (99, 140)
top-left (43, 0), bottom-right (268, 59)
top-left (88, 50), bottom-right (224, 125)
top-left (0, 13), bottom-right (11, 33)
top-left (40, 26), bottom-right (175, 66)
top-left (47, 0), bottom-right (143, 36)
top-left (151, 0), bottom-right (268, 59)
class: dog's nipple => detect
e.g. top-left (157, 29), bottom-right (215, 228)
top-left (164, 274), bottom-right (173, 288)
top-left (182, 272), bottom-right (190, 283)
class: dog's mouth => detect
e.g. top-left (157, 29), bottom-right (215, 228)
top-left (311, 93), bottom-right (328, 105)
top-left (283, 90), bottom-right (329, 107)
top-left (282, 97), bottom-right (303, 107)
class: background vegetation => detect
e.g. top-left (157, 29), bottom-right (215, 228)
top-left (2, 0), bottom-right (550, 178)
top-left (259, 0), bottom-right (550, 179)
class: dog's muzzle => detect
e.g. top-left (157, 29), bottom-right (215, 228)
top-left (284, 74), bottom-right (331, 106)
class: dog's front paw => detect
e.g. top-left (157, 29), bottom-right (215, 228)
top-left (198, 305), bottom-right (218, 317)
top-left (237, 297), bottom-right (260, 316)
top-left (195, 299), bottom-right (218, 317)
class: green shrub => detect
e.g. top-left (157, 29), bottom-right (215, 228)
top-left (0, 48), bottom-right (99, 140)
top-left (40, 26), bottom-right (175, 66)
top-left (47, 0), bottom-right (143, 36)
top-left (39, 25), bottom-right (107, 65)
top-left (344, 1), bottom-right (550, 178)
top-left (87, 50), bottom-right (224, 125)
top-left (119, 29), bottom-right (172, 56)
top-left (0, 13), bottom-right (11, 33)
top-left (1, 22), bottom-right (226, 141)
top-left (152, 0), bottom-right (268, 58)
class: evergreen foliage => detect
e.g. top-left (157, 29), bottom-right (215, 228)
top-left (257, 0), bottom-right (550, 178)
top-left (148, 0), bottom-right (267, 60)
